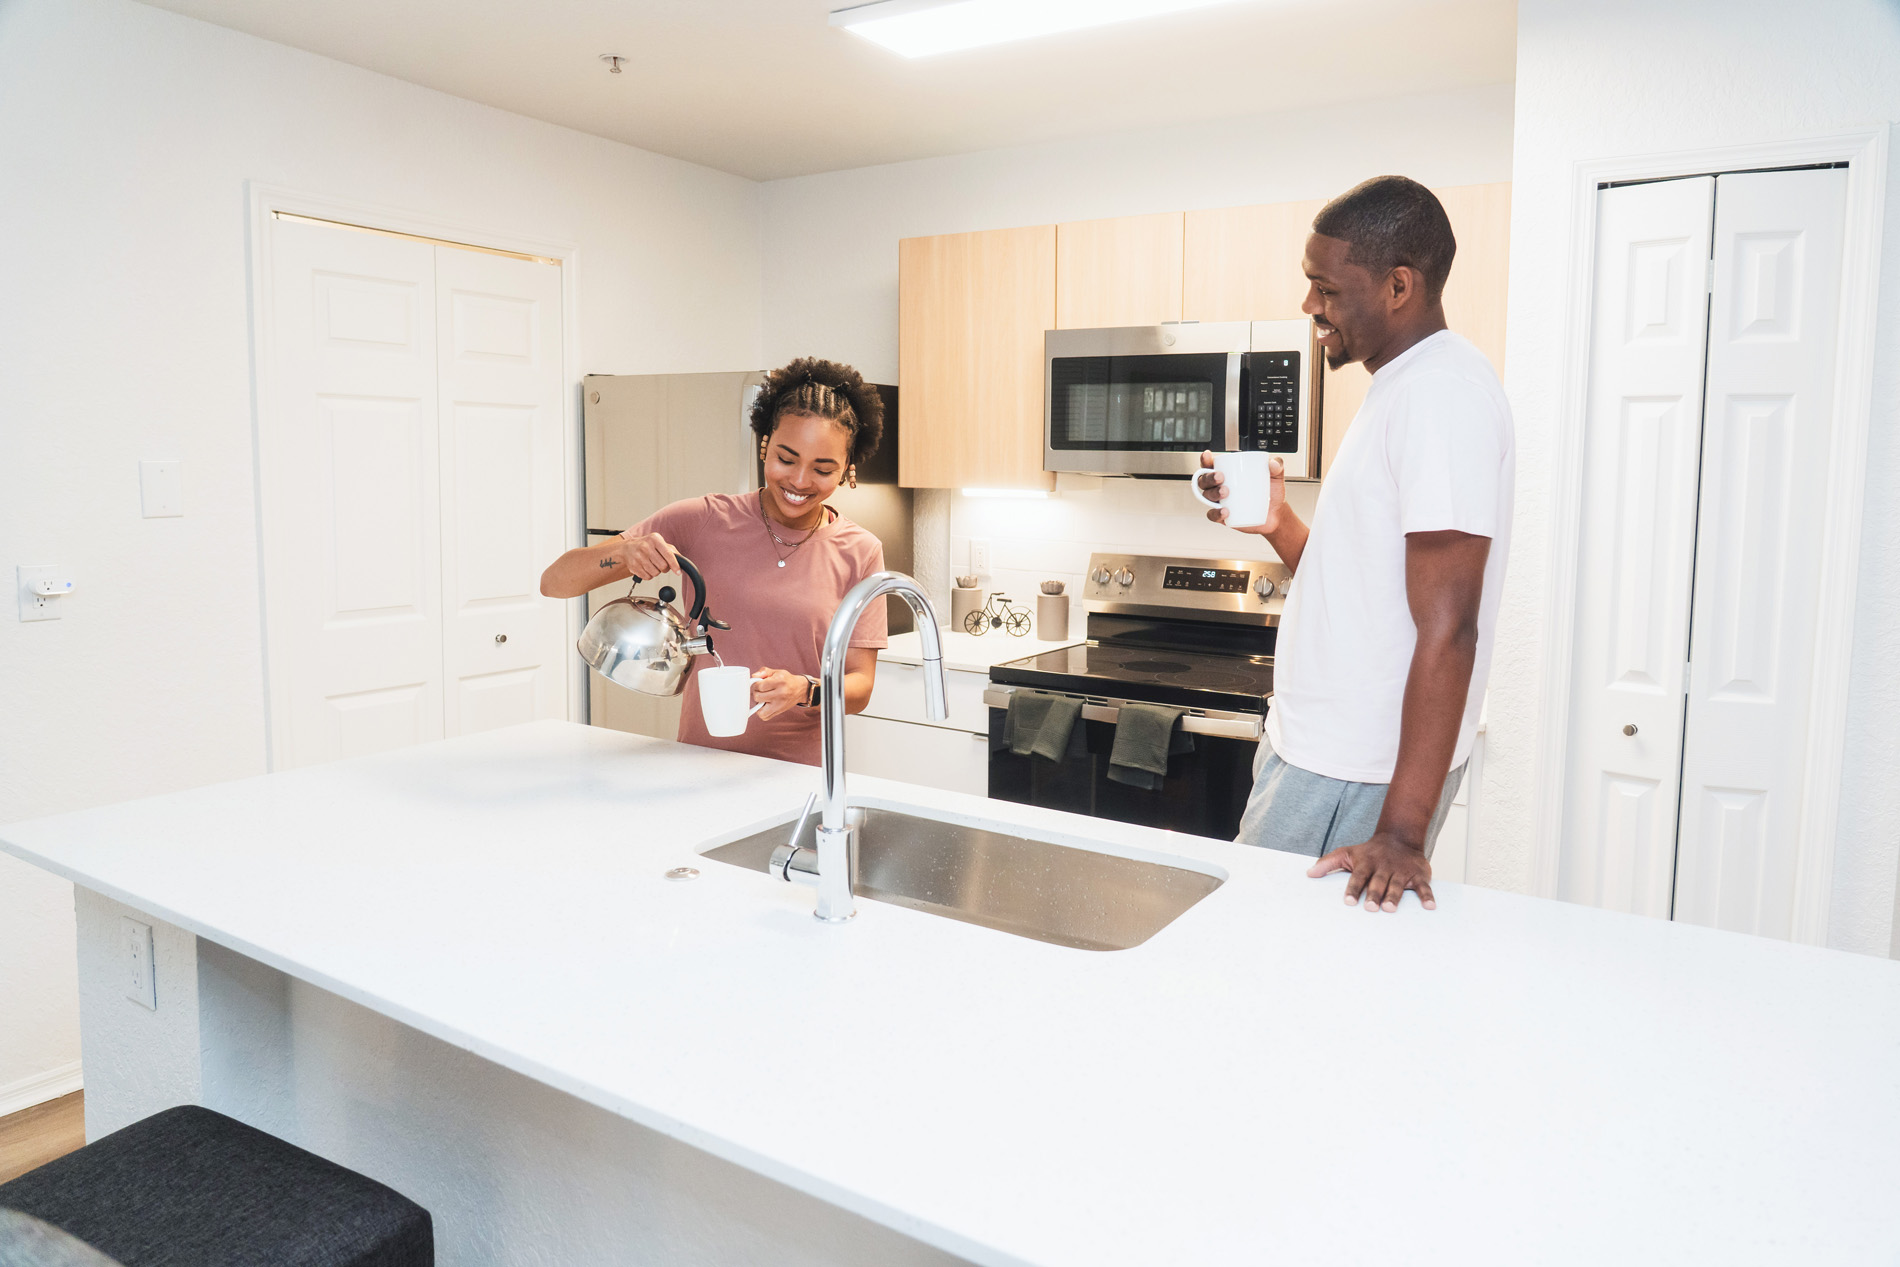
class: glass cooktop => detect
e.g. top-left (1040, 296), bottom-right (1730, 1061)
top-left (990, 641), bottom-right (1274, 713)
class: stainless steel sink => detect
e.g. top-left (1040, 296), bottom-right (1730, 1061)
top-left (701, 805), bottom-right (1223, 951)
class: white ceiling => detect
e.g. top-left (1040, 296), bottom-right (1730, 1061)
top-left (136, 0), bottom-right (1517, 181)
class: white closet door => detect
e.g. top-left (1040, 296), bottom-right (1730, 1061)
top-left (1558, 177), bottom-right (1715, 917)
top-left (266, 220), bottom-right (444, 767)
top-left (1672, 168), bottom-right (1848, 936)
top-left (433, 247), bottom-right (569, 736)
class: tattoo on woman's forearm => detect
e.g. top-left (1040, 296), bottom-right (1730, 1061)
top-left (599, 558), bottom-right (618, 569)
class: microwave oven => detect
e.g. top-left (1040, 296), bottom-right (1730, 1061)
top-left (1043, 319), bottom-right (1322, 479)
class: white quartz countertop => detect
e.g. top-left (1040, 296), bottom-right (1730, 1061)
top-left (880, 627), bottom-right (1082, 673)
top-left (5, 721), bottom-right (1898, 1265)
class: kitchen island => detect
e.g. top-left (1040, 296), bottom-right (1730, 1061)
top-left (4, 720), bottom-right (1897, 1265)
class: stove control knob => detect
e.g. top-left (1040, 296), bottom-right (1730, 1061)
top-left (1090, 566), bottom-right (1113, 585)
top-left (1253, 575), bottom-right (1276, 600)
top-left (1112, 567), bottom-right (1135, 587)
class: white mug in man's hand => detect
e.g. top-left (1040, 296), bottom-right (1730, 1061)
top-left (1190, 452), bottom-right (1279, 528)
top-left (698, 665), bottom-right (764, 737)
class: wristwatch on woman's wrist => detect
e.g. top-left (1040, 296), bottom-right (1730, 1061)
top-left (800, 675), bottom-right (820, 709)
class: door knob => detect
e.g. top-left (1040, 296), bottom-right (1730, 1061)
top-left (1622, 724), bottom-right (1637, 736)
top-left (496, 634), bottom-right (508, 644)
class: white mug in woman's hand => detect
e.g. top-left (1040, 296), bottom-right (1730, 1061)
top-left (698, 665), bottom-right (764, 737)
top-left (1190, 452), bottom-right (1275, 528)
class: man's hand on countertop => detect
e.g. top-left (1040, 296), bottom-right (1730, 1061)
top-left (1308, 831), bottom-right (1436, 912)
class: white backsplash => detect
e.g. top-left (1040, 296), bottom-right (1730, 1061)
top-left (945, 477), bottom-right (1321, 636)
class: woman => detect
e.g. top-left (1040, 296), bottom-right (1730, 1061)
top-left (539, 358), bottom-right (888, 767)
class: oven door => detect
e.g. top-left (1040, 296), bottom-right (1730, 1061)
top-left (985, 691), bottom-right (1261, 841)
top-left (1044, 323), bottom-right (1248, 477)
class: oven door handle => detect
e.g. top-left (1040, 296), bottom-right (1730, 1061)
top-left (982, 687), bottom-right (1264, 741)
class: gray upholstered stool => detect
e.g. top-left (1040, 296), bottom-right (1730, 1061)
top-left (0, 1105), bottom-right (431, 1267)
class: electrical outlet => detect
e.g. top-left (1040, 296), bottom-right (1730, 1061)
top-left (18, 565), bottom-right (65, 622)
top-left (969, 539), bottom-right (992, 574)
top-left (123, 917), bottom-right (156, 1010)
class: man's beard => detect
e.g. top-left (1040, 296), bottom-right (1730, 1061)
top-left (1322, 342), bottom-right (1351, 371)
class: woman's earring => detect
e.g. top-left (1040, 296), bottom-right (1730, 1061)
top-left (758, 437), bottom-right (768, 461)
top-left (847, 465), bottom-right (857, 489)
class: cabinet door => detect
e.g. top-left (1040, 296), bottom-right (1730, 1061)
top-left (1435, 183), bottom-right (1513, 380)
top-left (1056, 212), bottom-right (1184, 328)
top-left (860, 664), bottom-right (992, 734)
top-left (845, 715), bottom-right (991, 796)
top-left (898, 225), bottom-right (1056, 490)
top-left (1183, 199), bottom-right (1325, 323)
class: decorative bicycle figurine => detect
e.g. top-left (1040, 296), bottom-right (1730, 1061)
top-left (964, 591), bottom-right (1031, 637)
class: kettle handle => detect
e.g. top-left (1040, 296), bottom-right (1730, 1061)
top-left (629, 553), bottom-right (709, 629)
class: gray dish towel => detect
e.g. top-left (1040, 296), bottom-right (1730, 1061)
top-left (1005, 690), bottom-right (1082, 762)
top-left (1106, 702), bottom-right (1194, 790)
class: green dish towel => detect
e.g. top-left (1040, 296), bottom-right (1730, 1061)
top-left (1106, 702), bottom-right (1193, 790)
top-left (1005, 690), bottom-right (1082, 762)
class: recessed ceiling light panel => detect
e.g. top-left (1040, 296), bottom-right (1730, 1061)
top-left (830, 0), bottom-right (1251, 59)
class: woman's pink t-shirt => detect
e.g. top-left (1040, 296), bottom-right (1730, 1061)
top-left (627, 492), bottom-right (888, 766)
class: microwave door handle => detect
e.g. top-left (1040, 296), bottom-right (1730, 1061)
top-left (1224, 352), bottom-right (1243, 452)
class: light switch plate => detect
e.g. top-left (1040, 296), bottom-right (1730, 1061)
top-left (17, 565), bottom-right (63, 622)
top-left (123, 917), bottom-right (157, 1009)
top-left (140, 460), bottom-right (183, 517)
top-left (969, 539), bottom-right (992, 574)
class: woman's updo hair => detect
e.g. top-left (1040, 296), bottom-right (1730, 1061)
top-left (749, 357), bottom-right (883, 467)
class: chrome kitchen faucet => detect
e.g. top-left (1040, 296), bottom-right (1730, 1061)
top-left (770, 572), bottom-right (947, 921)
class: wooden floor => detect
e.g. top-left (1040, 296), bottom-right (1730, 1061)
top-left (0, 1091), bottom-right (86, 1185)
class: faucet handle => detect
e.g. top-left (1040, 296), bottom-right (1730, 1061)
top-left (768, 840), bottom-right (820, 887)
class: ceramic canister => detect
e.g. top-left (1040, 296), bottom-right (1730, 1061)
top-left (1035, 593), bottom-right (1069, 641)
top-left (951, 586), bottom-right (985, 629)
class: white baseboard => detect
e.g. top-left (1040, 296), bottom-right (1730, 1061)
top-left (0, 1061), bottom-right (83, 1119)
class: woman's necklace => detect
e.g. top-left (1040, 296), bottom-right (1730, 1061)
top-left (759, 488), bottom-right (826, 568)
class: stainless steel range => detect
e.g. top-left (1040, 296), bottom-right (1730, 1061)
top-left (986, 552), bottom-right (1291, 840)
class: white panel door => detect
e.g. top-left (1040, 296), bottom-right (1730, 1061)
top-left (266, 219), bottom-right (444, 767)
top-left (1672, 168), bottom-right (1847, 936)
top-left (433, 247), bottom-right (569, 736)
top-left (1559, 177), bottom-right (1715, 917)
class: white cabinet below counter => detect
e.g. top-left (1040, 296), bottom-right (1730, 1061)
top-left (846, 714), bottom-right (990, 795)
top-left (850, 659), bottom-right (992, 796)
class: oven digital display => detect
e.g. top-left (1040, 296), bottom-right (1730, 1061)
top-left (1163, 566), bottom-right (1251, 594)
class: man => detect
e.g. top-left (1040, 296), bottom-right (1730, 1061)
top-left (1198, 175), bottom-right (1514, 914)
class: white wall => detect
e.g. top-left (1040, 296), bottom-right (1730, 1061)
top-left (0, 0), bottom-right (762, 1105)
top-left (1488, 0), bottom-right (1900, 956)
top-left (759, 83), bottom-right (1515, 616)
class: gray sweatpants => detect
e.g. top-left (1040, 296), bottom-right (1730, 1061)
top-left (1235, 746), bottom-right (1466, 859)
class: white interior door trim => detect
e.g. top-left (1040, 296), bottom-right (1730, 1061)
top-left (1530, 125), bottom-right (1889, 946)
top-left (246, 184), bottom-right (586, 768)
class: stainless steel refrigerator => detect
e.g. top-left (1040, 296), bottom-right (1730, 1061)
top-left (581, 372), bottom-right (911, 741)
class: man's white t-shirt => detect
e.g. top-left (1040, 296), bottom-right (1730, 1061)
top-left (1264, 330), bottom-right (1514, 784)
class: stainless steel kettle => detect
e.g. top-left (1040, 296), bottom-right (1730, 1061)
top-left (577, 553), bottom-right (727, 697)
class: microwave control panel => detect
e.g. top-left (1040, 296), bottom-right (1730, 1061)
top-left (1241, 351), bottom-right (1303, 454)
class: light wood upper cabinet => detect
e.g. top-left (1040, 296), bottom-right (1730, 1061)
top-left (898, 224), bottom-right (1057, 490)
top-left (1056, 212), bottom-right (1184, 328)
top-left (1182, 199), bottom-right (1325, 322)
top-left (1184, 182), bottom-right (1512, 474)
top-left (1434, 182), bottom-right (1513, 377)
